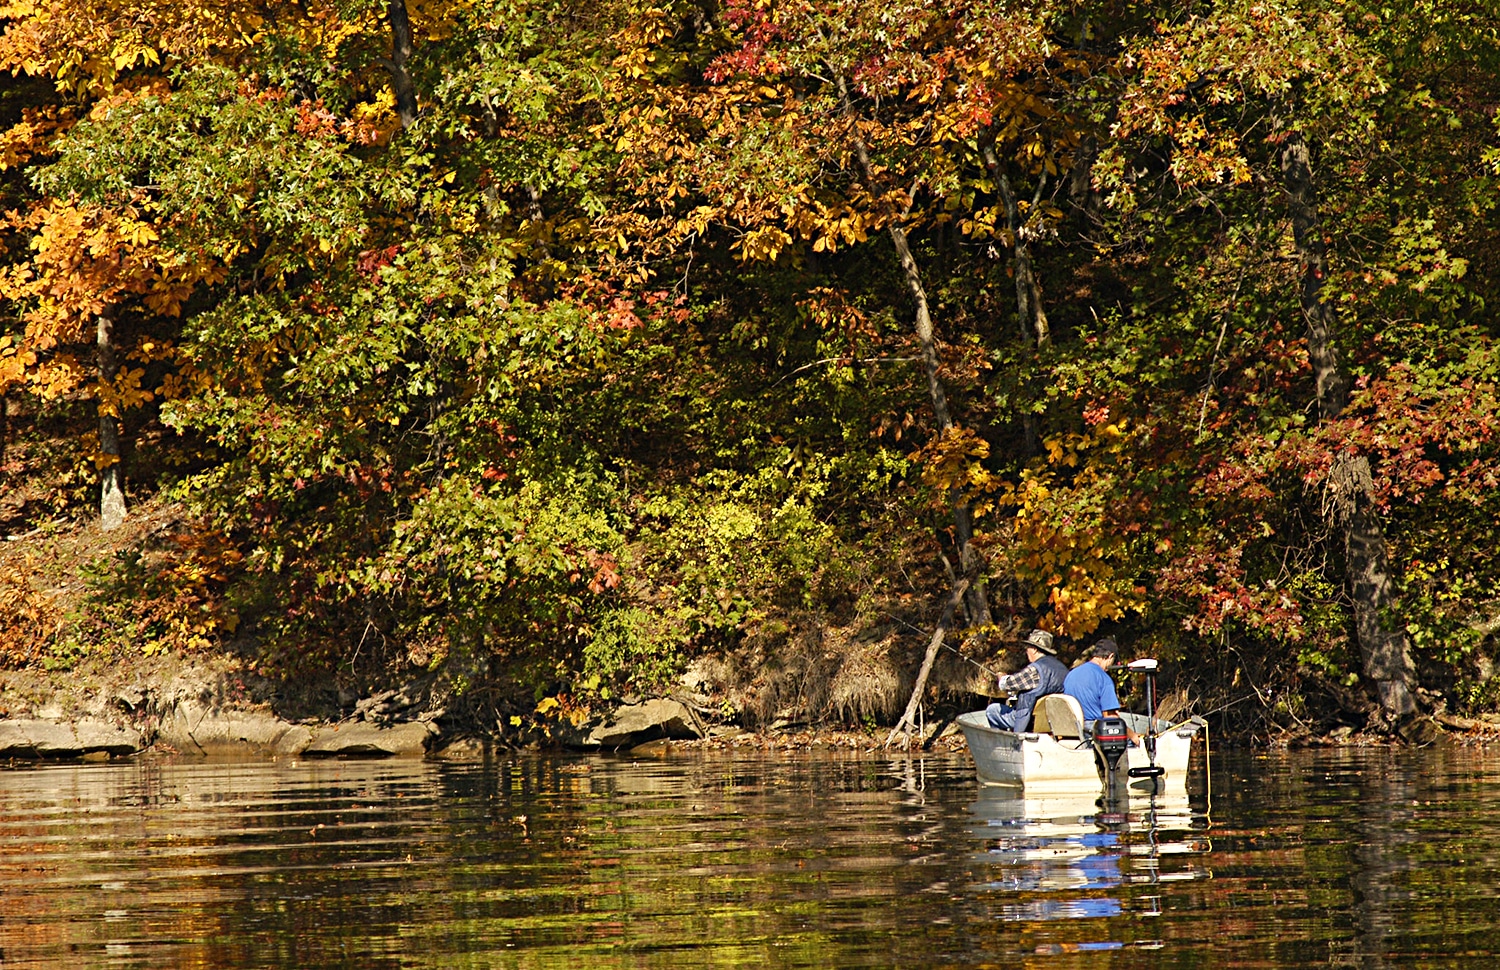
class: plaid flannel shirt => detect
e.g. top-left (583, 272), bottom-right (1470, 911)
top-left (997, 662), bottom-right (1042, 695)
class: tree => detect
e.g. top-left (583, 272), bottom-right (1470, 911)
top-left (1091, 0), bottom-right (1499, 731)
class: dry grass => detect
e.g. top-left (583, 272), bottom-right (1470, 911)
top-left (700, 609), bottom-right (1022, 730)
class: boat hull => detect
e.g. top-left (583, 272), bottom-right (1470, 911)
top-left (956, 710), bottom-right (1203, 793)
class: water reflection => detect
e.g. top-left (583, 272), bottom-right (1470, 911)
top-left (1, 745), bottom-right (1500, 967)
top-left (969, 787), bottom-right (1210, 934)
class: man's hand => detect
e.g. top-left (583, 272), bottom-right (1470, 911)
top-left (1105, 710), bottom-right (1142, 744)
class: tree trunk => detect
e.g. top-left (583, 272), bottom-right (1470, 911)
top-left (96, 314), bottom-right (126, 531)
top-left (838, 82), bottom-right (991, 630)
top-left (1068, 134), bottom-right (1099, 217)
top-left (886, 219), bottom-right (992, 627)
top-left (981, 136), bottom-right (1048, 456)
top-left (1281, 132), bottom-right (1418, 725)
top-left (1347, 499), bottom-right (1417, 719)
top-left (1281, 134), bottom-right (1346, 419)
top-left (385, 0), bottom-right (419, 128)
top-left (983, 140), bottom-right (1051, 349)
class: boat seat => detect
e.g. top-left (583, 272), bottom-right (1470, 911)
top-left (1031, 694), bottom-right (1087, 739)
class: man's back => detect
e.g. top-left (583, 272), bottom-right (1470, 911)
top-left (1063, 660), bottom-right (1119, 723)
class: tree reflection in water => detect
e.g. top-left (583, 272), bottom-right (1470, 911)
top-left (0, 746), bottom-right (1497, 967)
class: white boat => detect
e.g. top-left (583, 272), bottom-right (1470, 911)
top-left (956, 691), bottom-right (1207, 794)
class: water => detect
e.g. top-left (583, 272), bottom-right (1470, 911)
top-left (2, 743), bottom-right (1499, 968)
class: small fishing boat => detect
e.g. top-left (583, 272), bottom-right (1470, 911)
top-left (956, 660), bottom-right (1208, 794)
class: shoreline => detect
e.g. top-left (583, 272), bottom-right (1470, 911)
top-left (3, 704), bottom-right (1493, 766)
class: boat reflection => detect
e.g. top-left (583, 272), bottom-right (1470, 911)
top-left (967, 788), bottom-right (1212, 922)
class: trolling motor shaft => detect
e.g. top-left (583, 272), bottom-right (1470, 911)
top-left (1126, 658), bottom-right (1166, 783)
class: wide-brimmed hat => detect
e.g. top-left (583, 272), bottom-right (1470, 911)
top-left (1020, 629), bottom-right (1056, 655)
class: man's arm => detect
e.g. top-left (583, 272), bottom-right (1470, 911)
top-left (1101, 708), bottom-right (1142, 742)
top-left (997, 663), bottom-right (1041, 695)
top-left (1098, 676), bottom-right (1143, 740)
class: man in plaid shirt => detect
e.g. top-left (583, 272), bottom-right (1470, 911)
top-left (985, 629), bottom-right (1069, 731)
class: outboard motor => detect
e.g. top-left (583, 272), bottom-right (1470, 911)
top-left (1093, 716), bottom-right (1131, 804)
top-left (1092, 716), bottom-right (1131, 771)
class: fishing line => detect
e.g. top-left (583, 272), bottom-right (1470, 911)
top-left (940, 641), bottom-right (1001, 680)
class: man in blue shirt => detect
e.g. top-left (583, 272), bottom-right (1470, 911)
top-left (1063, 638), bottom-right (1140, 740)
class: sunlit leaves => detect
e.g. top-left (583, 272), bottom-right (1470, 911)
top-left (998, 427), bottom-right (1145, 638)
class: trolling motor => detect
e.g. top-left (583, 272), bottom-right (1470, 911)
top-left (1126, 658), bottom-right (1166, 786)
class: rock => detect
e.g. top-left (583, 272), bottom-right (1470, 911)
top-left (73, 720), bottom-right (146, 755)
top-left (566, 698), bottom-right (702, 749)
top-left (0, 719), bottom-right (144, 759)
top-left (430, 737), bottom-right (489, 760)
top-left (158, 705), bottom-right (436, 759)
top-left (274, 725), bottom-right (316, 755)
top-left (155, 702), bottom-right (294, 755)
top-left (114, 687), bottom-right (147, 712)
top-left (0, 720), bottom-right (78, 757)
top-left (297, 720), bottom-right (435, 758)
top-left (354, 688), bottom-right (410, 722)
top-left (1397, 714), bottom-right (1440, 747)
top-left (348, 676), bottom-right (448, 726)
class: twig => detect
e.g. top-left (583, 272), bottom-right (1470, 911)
top-left (1196, 270), bottom-right (1246, 439)
top-left (771, 356), bottom-right (920, 388)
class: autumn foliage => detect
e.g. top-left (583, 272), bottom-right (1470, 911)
top-left (2, 0), bottom-right (1499, 738)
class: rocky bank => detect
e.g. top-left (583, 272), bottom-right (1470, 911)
top-left (0, 654), bottom-right (721, 763)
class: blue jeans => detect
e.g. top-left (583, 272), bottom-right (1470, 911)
top-left (985, 701), bottom-right (1026, 731)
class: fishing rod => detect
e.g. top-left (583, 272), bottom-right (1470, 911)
top-left (1153, 691), bottom-right (1260, 734)
top-left (887, 610), bottom-right (1264, 712)
top-left (1193, 692), bottom-right (1260, 719)
top-left (884, 612), bottom-right (1003, 680)
top-left (941, 641), bottom-right (1002, 680)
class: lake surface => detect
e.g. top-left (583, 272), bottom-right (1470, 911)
top-left (3, 741), bottom-right (1500, 968)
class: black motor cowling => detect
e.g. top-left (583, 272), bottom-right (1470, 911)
top-left (1092, 716), bottom-right (1131, 771)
